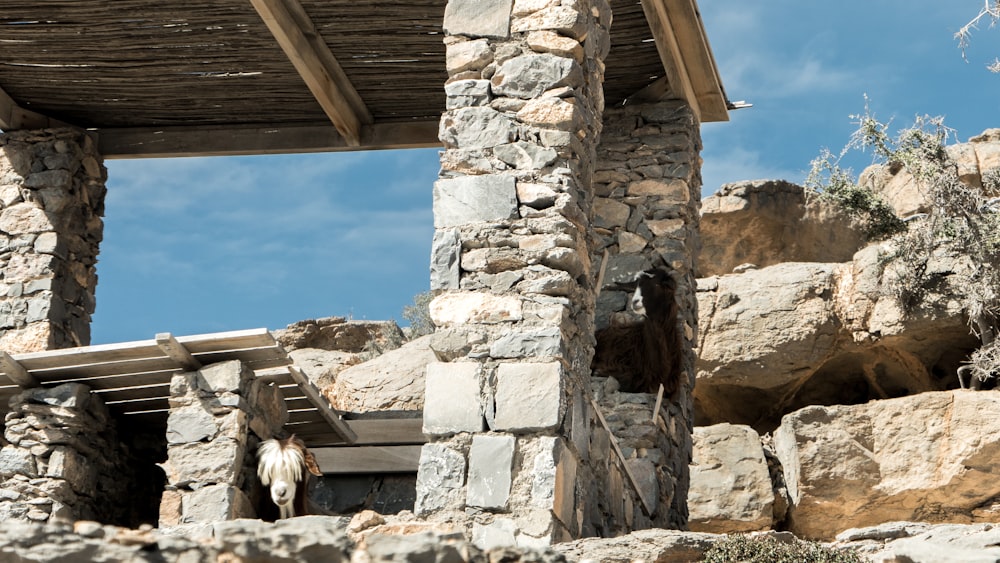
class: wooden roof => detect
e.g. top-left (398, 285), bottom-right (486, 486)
top-left (0, 0), bottom-right (728, 159)
top-left (0, 328), bottom-right (363, 446)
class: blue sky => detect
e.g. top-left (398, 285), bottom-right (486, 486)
top-left (91, 1), bottom-right (1000, 344)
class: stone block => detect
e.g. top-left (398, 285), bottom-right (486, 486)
top-left (445, 79), bottom-right (491, 109)
top-left (593, 197), bottom-right (631, 229)
top-left (166, 403), bottom-right (219, 444)
top-left (530, 437), bottom-right (577, 528)
top-left (0, 203), bottom-right (56, 234)
top-left (159, 489), bottom-right (183, 527)
top-left (429, 292), bottom-right (523, 325)
top-left (423, 362), bottom-right (483, 435)
top-left (431, 228), bottom-right (461, 290)
top-left (0, 446), bottom-right (36, 478)
top-left (443, 0), bottom-right (513, 38)
top-left (625, 458), bottom-right (659, 517)
top-left (181, 484), bottom-right (254, 523)
top-left (516, 97), bottom-right (578, 130)
top-left (414, 443), bottom-right (467, 516)
top-left (439, 107), bottom-right (517, 150)
top-left (466, 434), bottom-right (515, 509)
top-left (491, 54), bottom-right (583, 99)
top-left (198, 360), bottom-right (252, 395)
top-left (494, 141), bottom-right (558, 170)
top-left (472, 518), bottom-right (518, 550)
top-left (163, 439), bottom-right (246, 487)
top-left (489, 327), bottom-right (564, 359)
top-left (45, 447), bottom-right (94, 496)
top-left (446, 40), bottom-right (493, 75)
top-left (493, 362), bottom-right (563, 432)
top-left (433, 175), bottom-right (518, 228)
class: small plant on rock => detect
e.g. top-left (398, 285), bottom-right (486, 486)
top-left (807, 104), bottom-right (1000, 388)
top-left (700, 534), bottom-right (863, 563)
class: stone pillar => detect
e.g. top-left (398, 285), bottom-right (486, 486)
top-left (158, 360), bottom-right (288, 526)
top-left (591, 100), bottom-right (703, 528)
top-left (419, 0), bottom-right (611, 547)
top-left (0, 383), bottom-right (136, 524)
top-left (0, 128), bottom-right (106, 352)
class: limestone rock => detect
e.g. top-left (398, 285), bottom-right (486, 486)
top-left (274, 317), bottom-right (405, 354)
top-left (700, 179), bottom-right (866, 277)
top-left (554, 528), bottom-right (717, 562)
top-left (775, 391), bottom-right (1000, 540)
top-left (328, 334), bottom-right (436, 413)
top-left (689, 424), bottom-right (774, 533)
top-left (836, 522), bottom-right (1000, 563)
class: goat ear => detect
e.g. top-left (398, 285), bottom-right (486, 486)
top-left (305, 450), bottom-right (323, 477)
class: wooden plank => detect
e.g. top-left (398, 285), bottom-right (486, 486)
top-left (0, 352), bottom-right (39, 388)
top-left (639, 0), bottom-right (701, 122)
top-left (250, 0), bottom-right (372, 146)
top-left (287, 365), bottom-right (357, 444)
top-left (92, 383), bottom-right (171, 403)
top-left (0, 84), bottom-right (72, 130)
top-left (311, 445), bottom-right (421, 474)
top-left (156, 332), bottom-right (202, 370)
top-left (97, 121), bottom-right (440, 159)
top-left (663, 0), bottom-right (729, 122)
top-left (349, 418), bottom-right (426, 446)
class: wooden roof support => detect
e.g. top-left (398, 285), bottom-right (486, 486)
top-left (639, 0), bottom-right (728, 122)
top-left (0, 85), bottom-right (72, 131)
top-left (250, 0), bottom-right (373, 147)
top-left (155, 332), bottom-right (202, 371)
top-left (0, 351), bottom-right (38, 388)
top-left (96, 120), bottom-right (440, 159)
top-left (287, 365), bottom-right (357, 444)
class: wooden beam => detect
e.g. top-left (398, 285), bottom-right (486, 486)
top-left (287, 365), bottom-right (357, 444)
top-left (0, 85), bottom-right (74, 131)
top-left (96, 120), bottom-right (440, 159)
top-left (0, 351), bottom-right (38, 388)
top-left (640, 0), bottom-right (701, 122)
top-left (663, 0), bottom-right (729, 122)
top-left (250, 0), bottom-right (372, 146)
top-left (155, 332), bottom-right (202, 371)
top-left (311, 445), bottom-right (421, 474)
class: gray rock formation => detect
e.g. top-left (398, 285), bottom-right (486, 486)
top-left (700, 179), bottom-right (867, 277)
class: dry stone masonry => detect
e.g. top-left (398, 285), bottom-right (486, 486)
top-left (0, 129), bottom-right (105, 352)
top-left (421, 0), bottom-right (705, 546)
top-left (0, 383), bottom-right (140, 525)
top-left (159, 360), bottom-right (288, 526)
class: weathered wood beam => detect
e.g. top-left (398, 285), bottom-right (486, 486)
top-left (640, 0), bottom-right (701, 121)
top-left (96, 120), bottom-right (440, 159)
top-left (155, 332), bottom-right (202, 371)
top-left (250, 0), bottom-right (372, 146)
top-left (0, 85), bottom-right (73, 131)
top-left (663, 0), bottom-right (729, 122)
top-left (287, 365), bottom-right (357, 444)
top-left (311, 445), bottom-right (421, 474)
top-left (639, 0), bottom-right (729, 123)
top-left (0, 351), bottom-right (39, 388)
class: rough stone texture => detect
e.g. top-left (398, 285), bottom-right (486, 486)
top-left (493, 362), bottom-right (563, 432)
top-left (554, 528), bottom-right (718, 563)
top-left (835, 522), bottom-right (1000, 563)
top-left (0, 128), bottom-right (106, 352)
top-left (161, 360), bottom-right (286, 525)
top-left (689, 424), bottom-right (774, 533)
top-left (0, 383), bottom-right (143, 526)
top-left (328, 334), bottom-right (436, 413)
top-left (774, 390), bottom-right (1000, 540)
top-left (423, 362), bottom-right (484, 435)
top-left (699, 179), bottom-right (867, 277)
top-left (274, 317), bottom-right (405, 355)
top-left (466, 435), bottom-right (515, 509)
top-left (443, 0), bottom-right (513, 39)
top-left (859, 130), bottom-right (1000, 217)
top-left (694, 248), bottom-right (976, 430)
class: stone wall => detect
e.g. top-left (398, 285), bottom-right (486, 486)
top-left (420, 0), bottom-right (612, 546)
top-left (0, 128), bottom-right (106, 352)
top-left (0, 383), bottom-right (140, 525)
top-left (591, 100), bottom-right (703, 527)
top-left (158, 360), bottom-right (288, 526)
